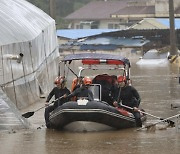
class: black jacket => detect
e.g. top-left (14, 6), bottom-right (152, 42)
top-left (114, 85), bottom-right (141, 108)
top-left (67, 86), bottom-right (94, 101)
top-left (46, 87), bottom-right (70, 106)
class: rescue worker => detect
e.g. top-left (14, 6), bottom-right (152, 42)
top-left (44, 76), bottom-right (70, 128)
top-left (65, 76), bottom-right (94, 101)
top-left (113, 76), bottom-right (142, 127)
top-left (71, 76), bottom-right (83, 92)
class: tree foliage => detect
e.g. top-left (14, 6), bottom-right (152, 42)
top-left (27, 0), bottom-right (49, 13)
top-left (27, 0), bottom-right (93, 17)
top-left (27, 0), bottom-right (96, 28)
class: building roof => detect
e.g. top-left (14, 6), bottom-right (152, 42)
top-left (80, 44), bottom-right (118, 51)
top-left (156, 18), bottom-right (180, 29)
top-left (131, 18), bottom-right (180, 29)
top-left (112, 5), bottom-right (155, 16)
top-left (65, 1), bottom-right (129, 20)
top-left (82, 36), bottom-right (149, 47)
top-left (65, 0), bottom-right (180, 21)
top-left (57, 29), bottom-right (119, 39)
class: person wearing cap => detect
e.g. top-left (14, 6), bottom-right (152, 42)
top-left (65, 76), bottom-right (94, 101)
top-left (44, 76), bottom-right (70, 128)
top-left (113, 76), bottom-right (142, 127)
top-left (71, 76), bottom-right (84, 92)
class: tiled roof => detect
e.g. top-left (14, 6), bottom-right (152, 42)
top-left (65, 1), bottom-right (129, 20)
top-left (82, 36), bottom-right (149, 47)
top-left (65, 1), bottom-right (180, 20)
top-left (112, 5), bottom-right (155, 15)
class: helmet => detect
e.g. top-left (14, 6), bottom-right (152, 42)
top-left (83, 76), bottom-right (92, 85)
top-left (117, 76), bottom-right (126, 83)
top-left (54, 76), bottom-right (65, 85)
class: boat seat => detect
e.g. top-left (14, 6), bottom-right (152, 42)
top-left (92, 74), bottom-right (114, 105)
top-left (89, 84), bottom-right (101, 101)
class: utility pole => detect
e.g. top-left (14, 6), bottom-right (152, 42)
top-left (169, 0), bottom-right (180, 84)
top-left (169, 0), bottom-right (177, 56)
top-left (49, 0), bottom-right (56, 20)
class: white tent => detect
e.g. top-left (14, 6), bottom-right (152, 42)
top-left (0, 0), bottom-right (59, 130)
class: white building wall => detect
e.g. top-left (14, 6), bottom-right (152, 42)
top-left (155, 0), bottom-right (169, 16)
top-left (70, 19), bottom-right (129, 29)
top-left (155, 0), bottom-right (180, 17)
top-left (174, 0), bottom-right (180, 9)
top-left (99, 20), bottom-right (129, 29)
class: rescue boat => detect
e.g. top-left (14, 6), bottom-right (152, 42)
top-left (49, 53), bottom-right (146, 131)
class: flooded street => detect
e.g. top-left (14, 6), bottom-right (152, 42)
top-left (0, 51), bottom-right (180, 154)
top-left (0, 127), bottom-right (179, 154)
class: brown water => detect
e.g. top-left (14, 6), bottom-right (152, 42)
top-left (0, 52), bottom-right (180, 154)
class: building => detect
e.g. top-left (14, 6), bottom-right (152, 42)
top-left (57, 17), bottom-right (180, 55)
top-left (65, 0), bottom-right (180, 29)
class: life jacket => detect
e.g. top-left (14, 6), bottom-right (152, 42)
top-left (71, 78), bottom-right (80, 101)
top-left (116, 107), bottom-right (133, 117)
top-left (71, 78), bottom-right (78, 92)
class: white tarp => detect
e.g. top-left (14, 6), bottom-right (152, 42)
top-left (0, 0), bottom-right (54, 45)
top-left (0, 0), bottom-right (59, 110)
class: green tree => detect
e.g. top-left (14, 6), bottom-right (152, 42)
top-left (27, 0), bottom-right (49, 14)
top-left (27, 0), bottom-right (95, 28)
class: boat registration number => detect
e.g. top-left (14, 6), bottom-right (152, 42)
top-left (77, 99), bottom-right (88, 105)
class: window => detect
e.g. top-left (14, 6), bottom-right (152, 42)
top-left (76, 25), bottom-right (80, 29)
top-left (108, 23), bottom-right (114, 29)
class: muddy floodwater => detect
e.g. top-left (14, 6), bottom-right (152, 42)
top-left (0, 52), bottom-right (180, 154)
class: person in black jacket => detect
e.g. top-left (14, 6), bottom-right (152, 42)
top-left (44, 76), bottom-right (70, 128)
top-left (66, 76), bottom-right (94, 101)
top-left (113, 76), bottom-right (142, 127)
